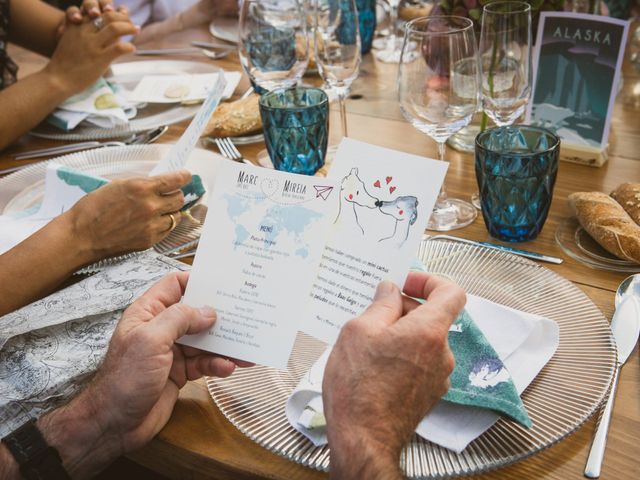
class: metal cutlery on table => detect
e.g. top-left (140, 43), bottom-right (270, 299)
top-left (425, 234), bottom-right (564, 264)
top-left (584, 274), bottom-right (640, 478)
top-left (214, 137), bottom-right (254, 165)
top-left (5, 126), bottom-right (169, 171)
top-left (135, 46), bottom-right (232, 60)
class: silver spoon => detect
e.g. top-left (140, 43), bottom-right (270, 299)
top-left (584, 274), bottom-right (640, 478)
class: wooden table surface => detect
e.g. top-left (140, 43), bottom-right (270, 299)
top-left (4, 23), bottom-right (639, 480)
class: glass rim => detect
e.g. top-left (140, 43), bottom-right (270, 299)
top-left (475, 125), bottom-right (561, 156)
top-left (405, 15), bottom-right (474, 36)
top-left (483, 1), bottom-right (532, 15)
top-left (258, 86), bottom-right (329, 111)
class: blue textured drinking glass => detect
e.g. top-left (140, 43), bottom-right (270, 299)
top-left (475, 125), bottom-right (560, 242)
top-left (356, 0), bottom-right (376, 53)
top-left (259, 87), bottom-right (329, 175)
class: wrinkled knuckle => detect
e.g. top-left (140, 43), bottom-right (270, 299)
top-left (102, 11), bottom-right (119, 24)
top-left (341, 317), bottom-right (364, 337)
top-left (168, 302), bottom-right (195, 320)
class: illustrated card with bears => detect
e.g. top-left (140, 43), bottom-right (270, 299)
top-left (302, 138), bottom-right (448, 345)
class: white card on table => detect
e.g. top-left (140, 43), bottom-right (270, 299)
top-left (180, 162), bottom-right (338, 369)
top-left (129, 72), bottom-right (240, 104)
top-left (301, 138), bottom-right (448, 345)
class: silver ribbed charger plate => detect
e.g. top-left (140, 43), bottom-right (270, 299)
top-left (207, 239), bottom-right (617, 478)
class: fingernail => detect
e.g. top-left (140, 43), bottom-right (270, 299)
top-left (135, 24), bottom-right (141, 32)
top-left (90, 7), bottom-right (100, 15)
top-left (199, 306), bottom-right (217, 320)
top-left (73, 13), bottom-right (82, 20)
top-left (103, 4), bottom-right (114, 11)
top-left (374, 281), bottom-right (395, 300)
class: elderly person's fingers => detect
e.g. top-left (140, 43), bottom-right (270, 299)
top-left (352, 281), bottom-right (403, 328)
top-left (149, 303), bottom-right (217, 343)
top-left (154, 170), bottom-right (193, 194)
top-left (99, 0), bottom-right (115, 12)
top-left (156, 191), bottom-right (186, 215)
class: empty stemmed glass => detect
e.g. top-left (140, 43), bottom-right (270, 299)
top-left (469, 0), bottom-right (532, 208)
top-left (239, 0), bottom-right (309, 92)
top-left (398, 16), bottom-right (480, 231)
top-left (479, 1), bottom-right (532, 127)
top-left (314, 0), bottom-right (362, 139)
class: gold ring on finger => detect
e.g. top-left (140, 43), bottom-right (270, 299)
top-left (167, 213), bottom-right (177, 232)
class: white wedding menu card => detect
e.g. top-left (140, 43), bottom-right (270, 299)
top-left (180, 139), bottom-right (448, 368)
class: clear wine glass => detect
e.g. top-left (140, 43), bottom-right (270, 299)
top-left (238, 0), bottom-right (309, 92)
top-left (314, 0), bottom-right (361, 139)
top-left (479, 1), bottom-right (532, 127)
top-left (470, 0), bottom-right (532, 208)
top-left (398, 16), bottom-right (480, 231)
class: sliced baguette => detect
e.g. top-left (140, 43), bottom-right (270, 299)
top-left (568, 191), bottom-right (640, 264)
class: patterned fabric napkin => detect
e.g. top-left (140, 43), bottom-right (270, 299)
top-left (47, 78), bottom-right (135, 131)
top-left (0, 163), bottom-right (206, 255)
top-left (0, 251), bottom-right (187, 437)
top-left (285, 262), bottom-right (559, 453)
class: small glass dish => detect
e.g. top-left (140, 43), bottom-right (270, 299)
top-left (555, 217), bottom-right (640, 272)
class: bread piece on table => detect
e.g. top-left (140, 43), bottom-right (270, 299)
top-left (611, 183), bottom-right (640, 225)
top-left (203, 93), bottom-right (262, 138)
top-left (568, 192), bottom-right (640, 264)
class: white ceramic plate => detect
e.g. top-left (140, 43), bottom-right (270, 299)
top-left (0, 145), bottom-right (223, 272)
top-left (209, 17), bottom-right (239, 44)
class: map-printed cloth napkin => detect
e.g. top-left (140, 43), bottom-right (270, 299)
top-left (0, 251), bottom-right (188, 438)
top-left (0, 163), bottom-right (206, 256)
top-left (47, 78), bottom-right (135, 131)
top-left (286, 266), bottom-right (559, 453)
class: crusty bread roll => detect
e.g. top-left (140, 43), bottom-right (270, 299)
top-left (568, 192), bottom-right (640, 264)
top-left (203, 93), bottom-right (262, 138)
top-left (611, 183), bottom-right (640, 226)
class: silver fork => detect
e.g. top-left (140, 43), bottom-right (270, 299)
top-left (214, 137), bottom-right (253, 165)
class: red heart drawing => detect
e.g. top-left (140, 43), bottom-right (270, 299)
top-left (386, 176), bottom-right (393, 184)
top-left (389, 186), bottom-right (396, 194)
top-left (373, 180), bottom-right (381, 188)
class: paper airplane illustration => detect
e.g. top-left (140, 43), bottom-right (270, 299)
top-left (314, 185), bottom-right (334, 200)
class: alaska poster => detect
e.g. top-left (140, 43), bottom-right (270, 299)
top-left (526, 13), bottom-right (629, 149)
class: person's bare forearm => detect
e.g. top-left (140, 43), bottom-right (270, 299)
top-left (0, 68), bottom-right (73, 151)
top-left (328, 426), bottom-right (403, 480)
top-left (9, 0), bottom-right (65, 57)
top-left (0, 387), bottom-right (121, 479)
top-left (0, 211), bottom-right (94, 316)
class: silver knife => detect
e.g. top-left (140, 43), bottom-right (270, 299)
top-left (426, 234), bottom-right (564, 264)
top-left (584, 296), bottom-right (640, 478)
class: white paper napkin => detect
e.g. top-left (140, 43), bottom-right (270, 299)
top-left (285, 294), bottom-right (559, 453)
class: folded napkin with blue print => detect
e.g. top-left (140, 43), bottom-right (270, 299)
top-left (285, 261), bottom-right (559, 453)
top-left (47, 78), bottom-right (136, 131)
top-left (0, 163), bottom-right (206, 255)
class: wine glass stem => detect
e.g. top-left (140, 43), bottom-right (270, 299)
top-left (338, 92), bottom-right (348, 138)
top-left (436, 141), bottom-right (449, 208)
top-left (388, 4), bottom-right (398, 50)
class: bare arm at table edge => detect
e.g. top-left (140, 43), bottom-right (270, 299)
top-left (0, 171), bottom-right (191, 317)
top-left (0, 5), bottom-right (137, 151)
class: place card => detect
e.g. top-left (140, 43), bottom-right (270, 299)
top-left (128, 72), bottom-right (240, 104)
top-left (526, 12), bottom-right (630, 166)
top-left (179, 139), bottom-right (448, 367)
top-left (179, 161), bottom-right (339, 369)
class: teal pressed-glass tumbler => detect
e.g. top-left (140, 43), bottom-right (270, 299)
top-left (259, 87), bottom-right (329, 176)
top-left (475, 125), bottom-right (560, 242)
